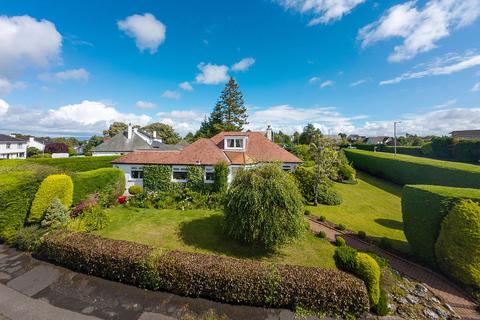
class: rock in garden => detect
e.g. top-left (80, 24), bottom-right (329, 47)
top-left (387, 303), bottom-right (397, 314)
top-left (433, 306), bottom-right (448, 320)
top-left (406, 294), bottom-right (419, 304)
top-left (414, 283), bottom-right (429, 297)
top-left (430, 296), bottom-right (440, 304)
top-left (423, 308), bottom-right (439, 320)
top-left (395, 296), bottom-right (408, 304)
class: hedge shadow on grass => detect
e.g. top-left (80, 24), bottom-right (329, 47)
top-left (374, 218), bottom-right (403, 231)
top-left (178, 215), bottom-right (276, 260)
top-left (356, 171), bottom-right (403, 197)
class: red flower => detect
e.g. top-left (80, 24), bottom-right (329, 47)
top-left (118, 195), bottom-right (127, 204)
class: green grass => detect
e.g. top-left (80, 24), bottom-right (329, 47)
top-left (96, 207), bottom-right (336, 269)
top-left (308, 172), bottom-right (410, 253)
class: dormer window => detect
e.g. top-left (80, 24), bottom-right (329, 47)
top-left (224, 136), bottom-right (246, 150)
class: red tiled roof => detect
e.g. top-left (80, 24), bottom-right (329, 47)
top-left (113, 132), bottom-right (302, 165)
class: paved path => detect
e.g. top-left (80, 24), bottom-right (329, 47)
top-left (308, 217), bottom-right (480, 320)
top-left (0, 244), bottom-right (319, 320)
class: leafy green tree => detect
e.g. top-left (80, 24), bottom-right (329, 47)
top-left (184, 132), bottom-right (195, 143)
top-left (142, 122), bottom-right (181, 144)
top-left (223, 164), bottom-right (304, 249)
top-left (309, 135), bottom-right (340, 206)
top-left (103, 122), bottom-right (128, 137)
top-left (292, 131), bottom-right (300, 144)
top-left (83, 135), bottom-right (104, 156)
top-left (299, 123), bottom-right (321, 145)
top-left (27, 147), bottom-right (40, 157)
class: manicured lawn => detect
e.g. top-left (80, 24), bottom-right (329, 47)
top-left (308, 171), bottom-right (410, 253)
top-left (96, 207), bottom-right (336, 269)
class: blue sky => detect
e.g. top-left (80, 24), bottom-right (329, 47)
top-left (0, 0), bottom-right (479, 137)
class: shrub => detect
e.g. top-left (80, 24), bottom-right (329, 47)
top-left (344, 149), bottom-right (480, 188)
top-left (358, 231), bottom-right (367, 239)
top-left (304, 209), bottom-right (311, 215)
top-left (435, 200), bottom-right (480, 288)
top-left (337, 223), bottom-right (346, 231)
top-left (213, 161), bottom-right (228, 193)
top-left (44, 142), bottom-right (68, 154)
top-left (335, 235), bottom-right (346, 247)
top-left (8, 225), bottom-right (47, 252)
top-left (421, 142), bottom-right (433, 157)
top-left (292, 166), bottom-right (315, 203)
top-left (318, 215), bottom-right (326, 222)
top-left (41, 198), bottom-right (69, 230)
top-left (337, 151), bottom-right (356, 181)
top-left (186, 166), bottom-right (206, 192)
top-left (128, 185), bottom-right (143, 195)
top-left (224, 164), bottom-right (305, 249)
top-left (143, 165), bottom-right (175, 192)
top-left (317, 184), bottom-right (343, 206)
top-left (39, 231), bottom-right (369, 316)
top-left (402, 185), bottom-right (480, 266)
top-left (334, 246), bottom-right (358, 273)
top-left (70, 194), bottom-right (98, 218)
top-left (378, 237), bottom-right (392, 250)
top-left (67, 205), bottom-right (109, 232)
top-left (72, 168), bottom-right (125, 205)
top-left (355, 253), bottom-right (381, 306)
top-left (373, 289), bottom-right (389, 316)
top-left (28, 174), bottom-right (73, 224)
top-left (317, 231), bottom-right (326, 238)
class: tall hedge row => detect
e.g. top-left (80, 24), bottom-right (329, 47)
top-left (402, 185), bottom-right (480, 266)
top-left (72, 168), bottom-right (125, 205)
top-left (354, 144), bottom-right (423, 157)
top-left (344, 149), bottom-right (480, 188)
top-left (28, 174), bottom-right (74, 224)
top-left (25, 156), bottom-right (119, 172)
top-left (39, 231), bottom-right (370, 317)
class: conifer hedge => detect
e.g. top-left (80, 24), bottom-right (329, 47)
top-left (402, 185), bottom-right (480, 266)
top-left (344, 149), bottom-right (480, 188)
top-left (72, 168), bottom-right (125, 205)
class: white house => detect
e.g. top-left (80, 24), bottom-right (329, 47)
top-left (112, 130), bottom-right (303, 191)
top-left (0, 134), bottom-right (27, 159)
top-left (26, 137), bottom-right (45, 151)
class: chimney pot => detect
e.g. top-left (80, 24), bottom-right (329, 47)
top-left (127, 123), bottom-right (133, 140)
top-left (266, 125), bottom-right (273, 141)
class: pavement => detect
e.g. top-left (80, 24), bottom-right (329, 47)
top-left (0, 244), bottom-right (316, 320)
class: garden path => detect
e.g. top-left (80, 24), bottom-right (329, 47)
top-left (308, 217), bottom-right (480, 320)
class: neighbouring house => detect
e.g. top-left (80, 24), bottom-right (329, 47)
top-left (347, 134), bottom-right (366, 143)
top-left (450, 130), bottom-right (480, 140)
top-left (92, 123), bottom-right (185, 156)
top-left (26, 137), bottom-right (46, 151)
top-left (112, 130), bottom-right (303, 191)
top-left (366, 136), bottom-right (393, 145)
top-left (324, 134), bottom-right (343, 144)
top-left (0, 134), bottom-right (27, 159)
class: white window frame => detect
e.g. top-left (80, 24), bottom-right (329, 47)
top-left (130, 166), bottom-right (144, 180)
top-left (224, 136), bottom-right (246, 151)
top-left (204, 166), bottom-right (215, 183)
top-left (172, 165), bottom-right (188, 183)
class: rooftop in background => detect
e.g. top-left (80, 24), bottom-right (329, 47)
top-left (0, 134), bottom-right (26, 143)
top-left (450, 130), bottom-right (480, 140)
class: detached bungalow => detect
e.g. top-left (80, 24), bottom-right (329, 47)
top-left (112, 130), bottom-right (303, 190)
top-left (0, 134), bottom-right (27, 159)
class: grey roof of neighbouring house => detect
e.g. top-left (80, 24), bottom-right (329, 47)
top-left (92, 131), bottom-right (186, 153)
top-left (0, 134), bottom-right (26, 143)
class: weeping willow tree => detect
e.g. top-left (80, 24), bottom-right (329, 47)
top-left (223, 163), bottom-right (304, 249)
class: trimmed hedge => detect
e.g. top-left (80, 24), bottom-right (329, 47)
top-left (72, 168), bottom-right (125, 205)
top-left (402, 185), bottom-right (480, 266)
top-left (355, 253), bottom-right (381, 306)
top-left (435, 200), bottom-right (480, 288)
top-left (28, 174), bottom-right (74, 224)
top-left (143, 165), bottom-right (175, 192)
top-left (25, 156), bottom-right (119, 172)
top-left (345, 149), bottom-right (480, 188)
top-left (355, 144), bottom-right (423, 157)
top-left (39, 231), bottom-right (370, 316)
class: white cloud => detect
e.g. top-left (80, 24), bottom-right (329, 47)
top-left (0, 100), bottom-right (151, 135)
top-left (350, 78), bottom-right (370, 87)
top-left (0, 99), bottom-right (9, 116)
top-left (359, 0), bottom-right (480, 62)
top-left (0, 78), bottom-right (26, 96)
top-left (38, 68), bottom-right (89, 82)
top-left (195, 63), bottom-right (229, 85)
top-left (117, 13), bottom-right (166, 54)
top-left (135, 100), bottom-right (156, 109)
top-left (431, 99), bottom-right (457, 109)
top-left (320, 80), bottom-right (334, 88)
top-left (157, 109), bottom-right (205, 135)
top-left (380, 53), bottom-right (480, 85)
top-left (275, 0), bottom-right (366, 25)
top-left (179, 81), bottom-right (193, 91)
top-left (308, 76), bottom-right (321, 84)
top-left (472, 82), bottom-right (480, 92)
top-left (231, 57), bottom-right (255, 72)
top-left (161, 90), bottom-right (181, 99)
top-left (0, 15), bottom-right (62, 75)
top-left (356, 108), bottom-right (480, 136)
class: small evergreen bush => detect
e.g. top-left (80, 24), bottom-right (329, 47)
top-left (317, 184), bottom-right (342, 206)
top-left (8, 225), bottom-right (47, 252)
top-left (41, 198), bottom-right (69, 230)
top-left (373, 289), bottom-right (389, 316)
top-left (304, 209), bottom-right (311, 215)
top-left (316, 231), bottom-right (326, 238)
top-left (335, 235), bottom-right (346, 247)
top-left (334, 246), bottom-right (358, 273)
top-left (128, 185), bottom-right (143, 195)
top-left (337, 223), bottom-right (346, 231)
top-left (378, 237), bottom-right (392, 250)
top-left (213, 162), bottom-right (228, 193)
top-left (67, 205), bottom-right (109, 232)
top-left (28, 174), bottom-right (73, 224)
top-left (355, 252), bottom-right (381, 306)
top-left (435, 199), bottom-right (480, 288)
top-left (358, 231), bottom-right (367, 239)
top-left (317, 215), bottom-right (326, 222)
top-left (224, 164), bottom-right (304, 249)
